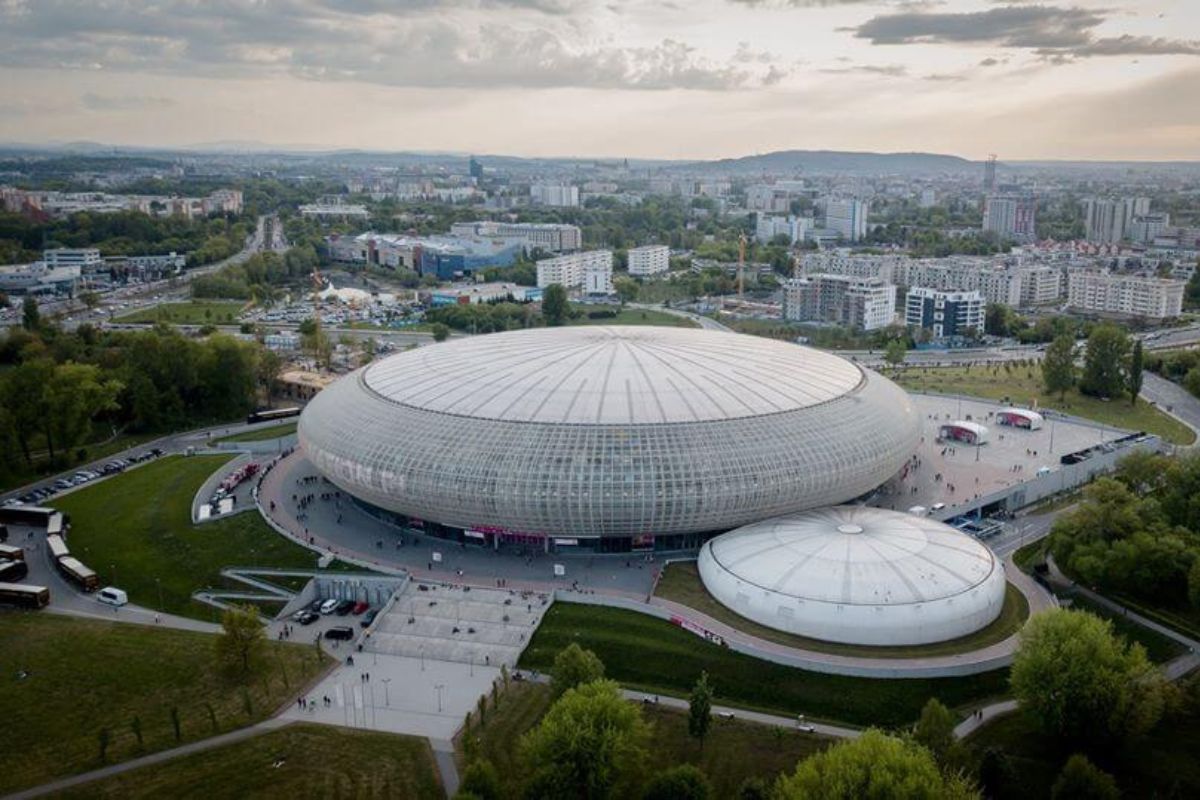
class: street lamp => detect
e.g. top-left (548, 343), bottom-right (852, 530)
top-left (434, 683), bottom-right (445, 713)
top-left (382, 678), bottom-right (391, 706)
top-left (420, 648), bottom-right (425, 672)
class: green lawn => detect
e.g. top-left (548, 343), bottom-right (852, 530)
top-left (654, 561), bottom-right (1028, 659)
top-left (0, 612), bottom-right (330, 796)
top-left (212, 422), bottom-right (298, 444)
top-left (567, 308), bottom-right (698, 328)
top-left (966, 708), bottom-right (1200, 799)
top-left (115, 300), bottom-right (248, 325)
top-left (459, 681), bottom-right (827, 799)
top-left (52, 454), bottom-right (324, 619)
top-left (1109, 592), bottom-right (1200, 642)
top-left (1060, 593), bottom-right (1188, 664)
top-left (55, 723), bottom-right (442, 800)
top-left (894, 365), bottom-right (1196, 445)
top-left (518, 603), bottom-right (1011, 728)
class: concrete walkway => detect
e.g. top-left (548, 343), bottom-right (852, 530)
top-left (620, 688), bottom-right (860, 740)
top-left (3, 718), bottom-right (290, 800)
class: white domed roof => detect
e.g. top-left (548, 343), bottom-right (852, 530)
top-left (698, 507), bottom-right (1007, 646)
top-left (361, 325), bottom-right (863, 425)
top-left (707, 506), bottom-right (998, 606)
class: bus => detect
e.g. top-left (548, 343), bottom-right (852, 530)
top-left (0, 543), bottom-right (24, 562)
top-left (246, 407), bottom-right (301, 425)
top-left (0, 559), bottom-right (29, 582)
top-left (46, 534), bottom-right (70, 562)
top-left (57, 556), bottom-right (99, 592)
top-left (0, 505), bottom-right (61, 528)
top-left (0, 582), bottom-right (48, 609)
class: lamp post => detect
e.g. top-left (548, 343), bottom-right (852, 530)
top-left (435, 683), bottom-right (445, 713)
top-left (382, 678), bottom-right (391, 706)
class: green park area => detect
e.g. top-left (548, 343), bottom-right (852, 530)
top-left (0, 430), bottom-right (161, 494)
top-left (965, 706), bottom-right (1200, 798)
top-left (212, 422), bottom-right (298, 444)
top-left (115, 300), bottom-right (248, 325)
top-left (459, 681), bottom-right (829, 799)
top-left (55, 723), bottom-right (443, 800)
top-left (654, 561), bottom-right (1029, 660)
top-left (893, 364), bottom-right (1196, 445)
top-left (518, 602), bottom-right (1010, 728)
top-left (567, 307), bottom-right (698, 328)
top-left (0, 612), bottom-right (330, 796)
top-left (52, 454), bottom-right (323, 619)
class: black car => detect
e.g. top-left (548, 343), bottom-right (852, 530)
top-left (292, 609), bottom-right (318, 626)
top-left (308, 598), bottom-right (325, 614)
top-left (324, 626), bottom-right (355, 641)
top-left (334, 599), bottom-right (355, 616)
top-left (360, 609), bottom-right (378, 628)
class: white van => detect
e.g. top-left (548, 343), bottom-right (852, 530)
top-left (319, 598), bottom-right (339, 615)
top-left (97, 587), bottom-right (128, 607)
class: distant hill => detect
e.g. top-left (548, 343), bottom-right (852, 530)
top-left (673, 149), bottom-right (978, 176)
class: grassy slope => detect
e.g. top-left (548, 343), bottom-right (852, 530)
top-left (459, 682), bottom-right (827, 800)
top-left (0, 430), bottom-right (162, 494)
top-left (0, 612), bottom-right (329, 795)
top-left (52, 454), bottom-right (322, 619)
top-left (894, 364), bottom-right (1195, 445)
top-left (115, 300), bottom-right (247, 325)
top-left (567, 308), bottom-right (698, 327)
top-left (56, 723), bottom-right (442, 800)
top-left (518, 603), bottom-right (1010, 728)
top-left (966, 710), bottom-right (1200, 799)
top-left (654, 561), bottom-right (1028, 659)
top-left (212, 422), bottom-right (298, 444)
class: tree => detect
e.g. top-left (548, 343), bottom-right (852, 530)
top-left (550, 642), bottom-right (605, 697)
top-left (1129, 339), bottom-right (1144, 406)
top-left (775, 729), bottom-right (979, 800)
top-left (1079, 324), bottom-right (1130, 399)
top-left (688, 671), bottom-right (713, 749)
top-left (214, 604), bottom-right (266, 679)
top-left (912, 698), bottom-right (955, 767)
top-left (1041, 334), bottom-right (1076, 400)
top-left (643, 764), bottom-right (711, 800)
top-left (1011, 609), bottom-right (1168, 748)
top-left (614, 276), bottom-right (640, 306)
top-left (884, 339), bottom-right (907, 368)
top-left (431, 322), bottom-right (451, 343)
top-left (457, 759), bottom-right (501, 800)
top-left (80, 290), bottom-right (101, 310)
top-left (542, 284), bottom-right (569, 326)
top-left (1050, 754), bottom-right (1119, 800)
top-left (256, 348), bottom-right (283, 408)
top-left (22, 296), bottom-right (40, 331)
top-left (1190, 559), bottom-right (1200, 610)
top-left (520, 680), bottom-right (649, 800)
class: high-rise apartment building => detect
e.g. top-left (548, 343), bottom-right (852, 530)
top-left (536, 250), bottom-right (613, 290)
top-left (783, 274), bottom-right (896, 331)
top-left (982, 194), bottom-right (1038, 243)
top-left (905, 288), bottom-right (985, 339)
top-left (530, 183), bottom-right (580, 208)
top-left (1083, 197), bottom-right (1151, 243)
top-left (1067, 272), bottom-right (1184, 320)
top-left (823, 198), bottom-right (869, 242)
top-left (627, 245), bottom-right (670, 276)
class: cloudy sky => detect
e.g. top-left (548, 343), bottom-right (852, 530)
top-left (1, 0), bottom-right (1198, 160)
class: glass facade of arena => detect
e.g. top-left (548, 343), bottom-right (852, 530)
top-left (300, 362), bottom-right (920, 542)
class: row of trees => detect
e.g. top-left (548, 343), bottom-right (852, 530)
top-left (191, 246), bottom-right (321, 301)
top-left (0, 317), bottom-right (274, 481)
top-left (1050, 451), bottom-right (1200, 610)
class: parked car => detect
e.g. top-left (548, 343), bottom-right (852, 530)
top-left (292, 609), bottom-right (318, 625)
top-left (97, 587), bottom-right (129, 607)
top-left (319, 598), bottom-right (339, 615)
top-left (351, 601), bottom-right (368, 615)
top-left (324, 626), bottom-right (355, 641)
top-left (335, 599), bottom-right (355, 616)
top-left (360, 609), bottom-right (378, 628)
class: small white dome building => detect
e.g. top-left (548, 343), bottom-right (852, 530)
top-left (697, 507), bottom-right (1007, 646)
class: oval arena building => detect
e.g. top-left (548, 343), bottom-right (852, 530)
top-left (697, 507), bottom-right (1008, 645)
top-left (298, 326), bottom-right (920, 550)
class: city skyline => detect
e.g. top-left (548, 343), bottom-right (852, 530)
top-left (1, 0), bottom-right (1199, 161)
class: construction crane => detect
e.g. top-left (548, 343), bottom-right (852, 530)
top-left (737, 233), bottom-right (748, 299)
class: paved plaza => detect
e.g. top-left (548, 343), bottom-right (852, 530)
top-left (877, 394), bottom-right (1126, 518)
top-left (279, 652), bottom-right (501, 741)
